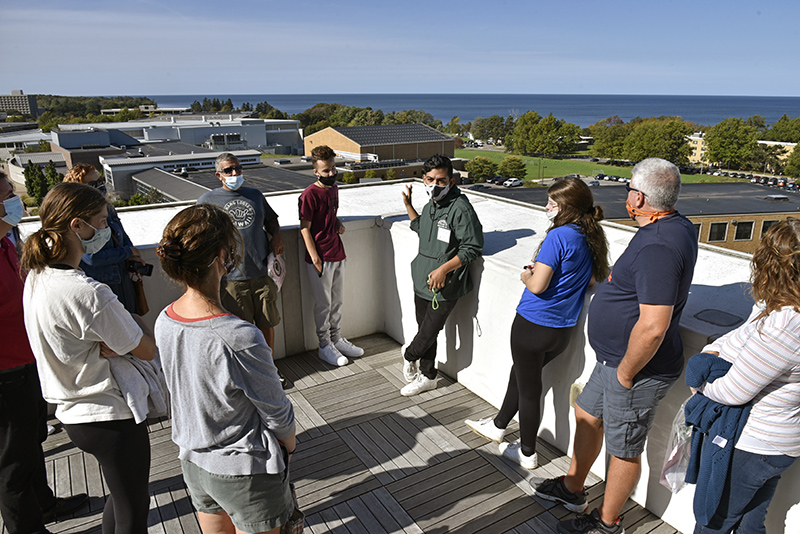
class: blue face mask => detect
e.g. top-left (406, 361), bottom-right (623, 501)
top-left (1, 196), bottom-right (24, 227)
top-left (76, 220), bottom-right (111, 255)
top-left (224, 174), bottom-right (244, 191)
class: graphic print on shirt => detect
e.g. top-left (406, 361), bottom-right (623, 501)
top-left (223, 199), bottom-right (255, 229)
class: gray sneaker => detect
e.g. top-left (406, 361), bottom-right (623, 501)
top-left (533, 476), bottom-right (587, 513)
top-left (558, 509), bottom-right (624, 534)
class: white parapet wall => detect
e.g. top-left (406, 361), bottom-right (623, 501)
top-left (19, 181), bottom-right (799, 533)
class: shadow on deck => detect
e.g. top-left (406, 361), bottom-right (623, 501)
top-left (26, 334), bottom-right (678, 534)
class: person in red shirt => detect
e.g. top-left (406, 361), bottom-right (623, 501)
top-left (298, 146), bottom-right (363, 367)
top-left (0, 172), bottom-right (88, 532)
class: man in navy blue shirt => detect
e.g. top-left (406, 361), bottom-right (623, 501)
top-left (535, 158), bottom-right (698, 534)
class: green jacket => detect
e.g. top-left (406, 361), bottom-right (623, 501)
top-left (410, 187), bottom-right (484, 301)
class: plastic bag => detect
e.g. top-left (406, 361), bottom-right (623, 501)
top-left (660, 397), bottom-right (692, 493)
top-left (267, 252), bottom-right (286, 292)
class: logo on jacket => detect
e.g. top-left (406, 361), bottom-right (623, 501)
top-left (438, 220), bottom-right (449, 229)
top-left (223, 199), bottom-right (255, 229)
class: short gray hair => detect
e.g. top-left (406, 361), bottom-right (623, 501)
top-left (631, 158), bottom-right (681, 211)
top-left (215, 152), bottom-right (238, 171)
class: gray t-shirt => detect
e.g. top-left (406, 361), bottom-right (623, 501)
top-left (155, 306), bottom-right (295, 475)
top-left (198, 187), bottom-right (278, 281)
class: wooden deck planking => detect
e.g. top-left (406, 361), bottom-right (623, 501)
top-left (21, 334), bottom-right (682, 534)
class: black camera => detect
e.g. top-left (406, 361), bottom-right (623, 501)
top-left (128, 262), bottom-right (153, 277)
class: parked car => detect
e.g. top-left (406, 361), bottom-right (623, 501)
top-left (503, 178), bottom-right (523, 187)
top-left (468, 184), bottom-right (491, 191)
top-left (588, 180), bottom-right (600, 186)
top-left (595, 173), bottom-right (606, 180)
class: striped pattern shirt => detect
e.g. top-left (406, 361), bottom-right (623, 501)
top-left (702, 304), bottom-right (800, 457)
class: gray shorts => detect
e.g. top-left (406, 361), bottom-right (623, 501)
top-left (576, 362), bottom-right (675, 458)
top-left (181, 460), bottom-right (292, 533)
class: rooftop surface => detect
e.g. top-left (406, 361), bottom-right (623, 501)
top-left (21, 335), bottom-right (676, 534)
top-left (331, 124), bottom-right (453, 146)
top-left (485, 182), bottom-right (800, 220)
top-left (131, 163), bottom-right (314, 201)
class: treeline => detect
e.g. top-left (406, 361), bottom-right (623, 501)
top-left (29, 95), bottom-right (156, 132)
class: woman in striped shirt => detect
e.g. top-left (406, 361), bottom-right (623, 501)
top-left (694, 218), bottom-right (800, 534)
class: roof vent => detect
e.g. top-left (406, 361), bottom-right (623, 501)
top-left (766, 195), bottom-right (789, 202)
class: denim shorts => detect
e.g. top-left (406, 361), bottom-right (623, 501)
top-left (576, 362), bottom-right (675, 458)
top-left (181, 460), bottom-right (292, 533)
top-left (222, 274), bottom-right (281, 330)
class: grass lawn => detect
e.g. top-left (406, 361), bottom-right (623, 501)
top-left (454, 149), bottom-right (744, 184)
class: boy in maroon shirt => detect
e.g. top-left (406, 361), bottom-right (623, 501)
top-left (298, 146), bottom-right (363, 366)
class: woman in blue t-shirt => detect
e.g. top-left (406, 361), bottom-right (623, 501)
top-left (466, 178), bottom-right (609, 468)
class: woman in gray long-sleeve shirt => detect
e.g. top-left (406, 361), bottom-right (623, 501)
top-left (154, 204), bottom-right (295, 534)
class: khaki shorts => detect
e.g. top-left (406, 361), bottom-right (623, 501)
top-left (222, 274), bottom-right (281, 330)
top-left (181, 460), bottom-right (292, 533)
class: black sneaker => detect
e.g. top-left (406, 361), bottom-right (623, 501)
top-left (278, 370), bottom-right (293, 390)
top-left (533, 475), bottom-right (587, 512)
top-left (558, 509), bottom-right (624, 534)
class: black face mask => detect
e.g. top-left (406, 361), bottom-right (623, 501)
top-left (318, 173), bottom-right (337, 186)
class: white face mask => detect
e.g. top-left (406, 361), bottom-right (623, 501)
top-left (425, 182), bottom-right (451, 202)
top-left (224, 174), bottom-right (244, 191)
top-left (1, 196), bottom-right (24, 227)
top-left (76, 220), bottom-right (112, 255)
top-left (546, 208), bottom-right (559, 221)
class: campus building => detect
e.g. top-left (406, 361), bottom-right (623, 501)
top-left (488, 181), bottom-right (800, 254)
top-left (0, 90), bottom-right (38, 119)
top-left (304, 123), bottom-right (455, 162)
top-left (687, 131), bottom-right (797, 169)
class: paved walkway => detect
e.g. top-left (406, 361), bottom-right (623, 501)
top-left (14, 334), bottom-right (678, 534)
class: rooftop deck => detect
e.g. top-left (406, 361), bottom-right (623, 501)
top-left (20, 335), bottom-right (677, 534)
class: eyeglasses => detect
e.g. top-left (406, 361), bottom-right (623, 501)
top-left (219, 165), bottom-right (243, 175)
top-left (87, 177), bottom-right (105, 189)
top-left (624, 183), bottom-right (646, 196)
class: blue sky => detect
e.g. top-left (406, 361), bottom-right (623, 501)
top-left (1, 0), bottom-right (798, 97)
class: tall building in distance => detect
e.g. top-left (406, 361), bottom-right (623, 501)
top-left (0, 90), bottom-right (38, 119)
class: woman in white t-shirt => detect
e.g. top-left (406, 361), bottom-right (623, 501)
top-left (22, 182), bottom-right (156, 534)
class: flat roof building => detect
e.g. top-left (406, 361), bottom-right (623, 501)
top-left (304, 123), bottom-right (455, 162)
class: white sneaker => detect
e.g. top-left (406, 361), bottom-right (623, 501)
top-left (319, 344), bottom-right (348, 367)
top-left (334, 338), bottom-right (364, 358)
top-left (403, 359), bottom-right (419, 382)
top-left (499, 441), bottom-right (538, 469)
top-left (400, 374), bottom-right (437, 396)
top-left (465, 417), bottom-right (506, 443)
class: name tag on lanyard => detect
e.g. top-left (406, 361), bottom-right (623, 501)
top-left (437, 227), bottom-right (451, 243)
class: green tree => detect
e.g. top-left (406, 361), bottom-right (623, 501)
top-left (464, 156), bottom-right (497, 182)
top-left (522, 114), bottom-right (581, 155)
top-left (384, 168), bottom-right (397, 180)
top-left (785, 146), bottom-right (800, 178)
top-left (744, 115), bottom-right (767, 133)
top-left (363, 170), bottom-right (377, 179)
top-left (509, 111), bottom-right (542, 154)
top-left (44, 160), bottom-right (63, 190)
top-left (472, 115), bottom-right (505, 142)
top-left (747, 143), bottom-right (788, 174)
top-left (23, 162), bottom-right (48, 205)
top-left (622, 118), bottom-right (692, 164)
top-left (498, 156), bottom-right (527, 180)
top-left (341, 171), bottom-right (357, 184)
top-left (444, 116), bottom-right (463, 135)
top-left (588, 116), bottom-right (633, 159)
top-left (190, 100), bottom-right (203, 112)
top-left (762, 114), bottom-right (800, 143)
top-left (705, 118), bottom-right (758, 169)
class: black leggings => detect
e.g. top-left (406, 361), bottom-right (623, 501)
top-left (64, 419), bottom-right (151, 534)
top-left (495, 314), bottom-right (574, 457)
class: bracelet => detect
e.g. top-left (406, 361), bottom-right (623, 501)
top-left (286, 448), bottom-right (296, 455)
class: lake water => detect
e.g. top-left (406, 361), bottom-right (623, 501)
top-left (146, 93), bottom-right (800, 128)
